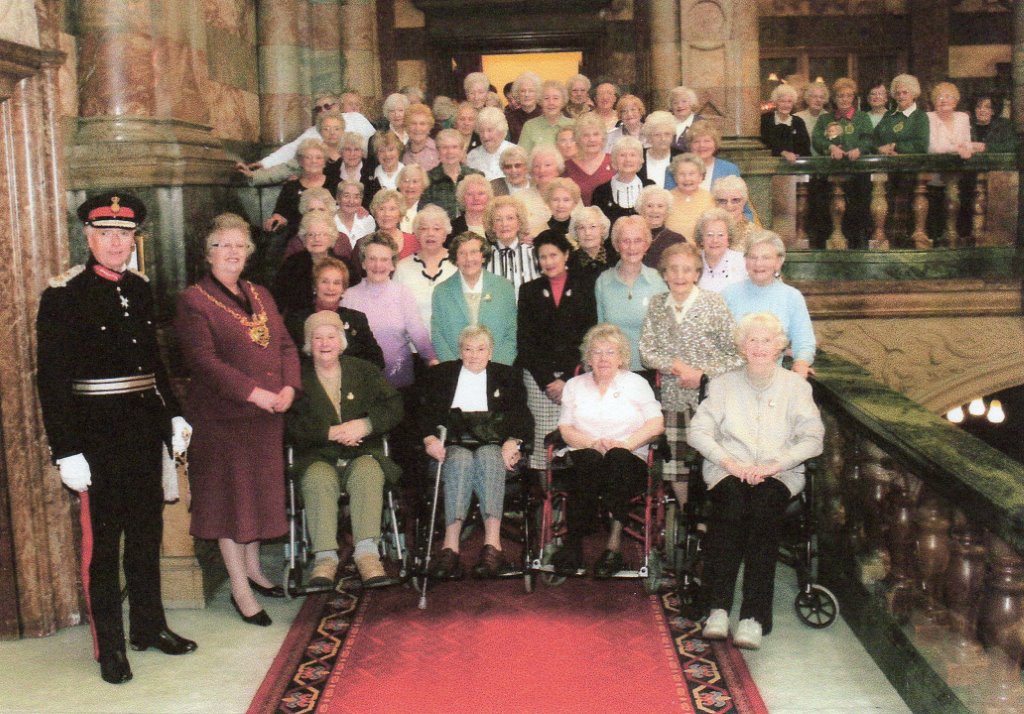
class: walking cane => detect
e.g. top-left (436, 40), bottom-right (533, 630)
top-left (418, 426), bottom-right (447, 610)
top-left (78, 491), bottom-right (100, 661)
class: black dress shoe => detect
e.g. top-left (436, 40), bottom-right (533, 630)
top-left (130, 628), bottom-right (198, 655)
top-left (427, 548), bottom-right (464, 580)
top-left (230, 595), bottom-right (272, 627)
top-left (472, 544), bottom-right (508, 579)
top-left (99, 650), bottom-right (133, 684)
top-left (593, 549), bottom-right (625, 579)
top-left (248, 577), bottom-right (286, 598)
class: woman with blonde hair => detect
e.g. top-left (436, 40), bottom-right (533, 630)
top-left (664, 153), bottom-right (714, 240)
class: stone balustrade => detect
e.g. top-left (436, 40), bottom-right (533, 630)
top-left (811, 352), bottom-right (1024, 713)
top-left (725, 150), bottom-right (1019, 252)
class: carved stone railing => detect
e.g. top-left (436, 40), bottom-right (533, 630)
top-left (810, 353), bottom-right (1024, 713)
top-left (728, 151), bottom-right (1018, 252)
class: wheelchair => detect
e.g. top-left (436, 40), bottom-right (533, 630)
top-left (282, 444), bottom-right (408, 598)
top-left (532, 428), bottom-right (670, 593)
top-left (410, 426), bottom-right (536, 609)
top-left (673, 456), bottom-right (839, 629)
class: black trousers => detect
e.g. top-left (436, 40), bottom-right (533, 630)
top-left (562, 447), bottom-right (647, 544)
top-left (84, 426), bottom-right (166, 656)
top-left (702, 475), bottom-right (791, 633)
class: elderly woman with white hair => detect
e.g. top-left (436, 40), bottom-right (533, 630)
top-left (665, 153), bottom-right (713, 239)
top-left (565, 73), bottom-right (593, 119)
top-left (263, 137), bottom-right (335, 234)
top-left (382, 92), bottom-right (410, 145)
top-left (637, 185), bottom-right (685, 268)
top-left (447, 173), bottom-right (494, 240)
top-left (591, 136), bottom-right (655, 225)
top-left (669, 85), bottom-right (703, 153)
top-left (285, 310), bottom-right (404, 589)
top-left (491, 145), bottom-right (530, 197)
top-left (518, 80), bottom-right (574, 154)
top-left (363, 131), bottom-right (405, 208)
top-left (553, 323), bottom-right (665, 578)
top-left (517, 146), bottom-right (568, 237)
top-left (505, 71), bottom-right (543, 144)
top-left (592, 82), bottom-right (621, 133)
top-left (604, 94), bottom-right (647, 153)
top-left (639, 243), bottom-right (743, 505)
top-left (418, 325), bottom-right (533, 579)
top-left (721, 230), bottom-right (815, 378)
top-left (712, 175), bottom-right (756, 252)
top-left (595, 215), bottom-right (667, 371)
top-left (466, 107), bottom-right (516, 180)
top-left (568, 205), bottom-right (614, 282)
top-left (695, 207), bottom-right (747, 292)
top-left (274, 211), bottom-right (345, 316)
top-left (563, 113), bottom-right (615, 206)
top-left (393, 204), bottom-right (457, 331)
top-left (338, 131), bottom-right (374, 185)
top-left (463, 71), bottom-right (491, 110)
top-left (688, 312), bottom-right (824, 649)
top-left (421, 128), bottom-right (484, 220)
top-left (397, 164), bottom-right (430, 234)
top-left (369, 189), bottom-right (419, 260)
top-left (794, 82), bottom-right (829, 154)
top-left (639, 110), bottom-right (677, 188)
top-left (454, 101), bottom-right (482, 154)
top-left (401, 103), bottom-right (439, 171)
top-left (874, 74), bottom-right (929, 156)
top-left (760, 84), bottom-right (810, 163)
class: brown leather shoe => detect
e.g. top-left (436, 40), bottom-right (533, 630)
top-left (428, 547), bottom-right (464, 580)
top-left (309, 559), bottom-right (338, 587)
top-left (472, 544), bottom-right (507, 579)
top-left (355, 553), bottom-right (391, 588)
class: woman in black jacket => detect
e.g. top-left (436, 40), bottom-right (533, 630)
top-left (516, 232), bottom-right (598, 472)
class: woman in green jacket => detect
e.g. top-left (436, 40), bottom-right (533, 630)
top-left (286, 311), bottom-right (404, 589)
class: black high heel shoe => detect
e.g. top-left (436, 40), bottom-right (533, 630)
top-left (230, 595), bottom-right (272, 627)
top-left (247, 577), bottom-right (286, 598)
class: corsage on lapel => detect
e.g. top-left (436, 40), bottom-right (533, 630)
top-left (346, 392), bottom-right (355, 400)
top-left (483, 293), bottom-right (493, 302)
top-left (493, 388), bottom-right (501, 398)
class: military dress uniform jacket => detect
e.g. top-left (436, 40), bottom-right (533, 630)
top-left (36, 260), bottom-right (179, 460)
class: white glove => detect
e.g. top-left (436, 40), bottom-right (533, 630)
top-left (171, 416), bottom-right (192, 457)
top-left (56, 453), bottom-right (91, 492)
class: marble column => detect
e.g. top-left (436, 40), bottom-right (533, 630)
top-left (257, 0), bottom-right (310, 146)
top-left (1014, 0), bottom-right (1024, 250)
top-left (678, 0), bottom-right (761, 138)
top-left (0, 25), bottom-right (81, 637)
top-left (310, 0), bottom-right (346, 98)
top-left (648, 0), bottom-right (681, 112)
top-left (342, 0), bottom-right (382, 106)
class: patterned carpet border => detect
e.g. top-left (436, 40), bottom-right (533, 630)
top-left (658, 592), bottom-right (770, 714)
top-left (249, 578), bottom-right (769, 714)
top-left (247, 567), bottom-right (366, 714)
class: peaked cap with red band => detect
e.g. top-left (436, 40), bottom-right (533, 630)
top-left (77, 191), bottom-right (147, 229)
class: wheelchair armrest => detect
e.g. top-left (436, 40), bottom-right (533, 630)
top-left (543, 428), bottom-right (567, 450)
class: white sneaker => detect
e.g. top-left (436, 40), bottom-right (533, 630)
top-left (702, 608), bottom-right (729, 640)
top-left (733, 618), bottom-right (763, 650)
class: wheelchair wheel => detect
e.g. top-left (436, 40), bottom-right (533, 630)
top-left (662, 500), bottom-right (679, 574)
top-left (794, 583), bottom-right (839, 628)
top-left (283, 561), bottom-right (302, 600)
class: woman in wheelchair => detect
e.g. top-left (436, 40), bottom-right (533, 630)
top-left (687, 312), bottom-right (824, 650)
top-left (419, 326), bottom-right (533, 580)
top-left (554, 323), bottom-right (664, 578)
top-left (285, 311), bottom-right (404, 589)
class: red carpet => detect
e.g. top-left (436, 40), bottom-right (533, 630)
top-left (249, 566), bottom-right (767, 714)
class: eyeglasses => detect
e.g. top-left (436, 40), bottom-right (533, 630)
top-left (715, 197), bottom-right (745, 205)
top-left (314, 101), bottom-right (338, 113)
top-left (212, 242), bottom-right (249, 252)
top-left (590, 349), bottom-right (619, 358)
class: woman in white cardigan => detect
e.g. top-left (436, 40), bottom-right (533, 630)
top-left (688, 312), bottom-right (824, 651)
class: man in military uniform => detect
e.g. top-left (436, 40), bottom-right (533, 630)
top-left (36, 192), bottom-right (197, 684)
